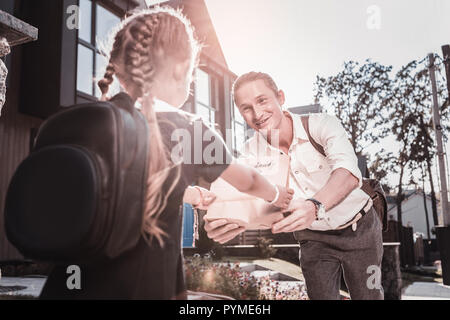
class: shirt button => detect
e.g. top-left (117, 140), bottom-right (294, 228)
top-left (319, 165), bottom-right (323, 169)
top-left (295, 171), bottom-right (299, 174)
top-left (305, 187), bottom-right (308, 191)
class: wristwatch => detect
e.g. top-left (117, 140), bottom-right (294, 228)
top-left (306, 198), bottom-right (326, 221)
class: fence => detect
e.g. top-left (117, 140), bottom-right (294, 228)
top-left (414, 234), bottom-right (425, 266)
top-left (383, 221), bottom-right (415, 267)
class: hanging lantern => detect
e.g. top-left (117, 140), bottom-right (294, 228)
top-left (0, 9), bottom-right (38, 117)
top-left (0, 37), bottom-right (10, 116)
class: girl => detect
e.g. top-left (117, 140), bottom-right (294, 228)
top-left (40, 7), bottom-right (293, 300)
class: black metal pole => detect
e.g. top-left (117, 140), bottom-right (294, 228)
top-left (436, 46), bottom-right (450, 285)
top-left (442, 45), bottom-right (450, 100)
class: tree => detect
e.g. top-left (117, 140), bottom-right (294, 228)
top-left (405, 57), bottom-right (449, 228)
top-left (368, 149), bottom-right (396, 194)
top-left (409, 112), bottom-right (439, 226)
top-left (314, 56), bottom-right (450, 229)
top-left (314, 59), bottom-right (392, 156)
top-left (382, 60), bottom-right (424, 226)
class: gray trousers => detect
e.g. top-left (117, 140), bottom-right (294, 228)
top-left (293, 206), bottom-right (384, 300)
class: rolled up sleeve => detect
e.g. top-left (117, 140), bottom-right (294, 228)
top-left (311, 114), bottom-right (363, 188)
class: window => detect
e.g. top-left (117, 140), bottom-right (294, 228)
top-left (231, 96), bottom-right (248, 153)
top-left (195, 69), bottom-right (216, 126)
top-left (145, 0), bottom-right (170, 6)
top-left (77, 0), bottom-right (121, 98)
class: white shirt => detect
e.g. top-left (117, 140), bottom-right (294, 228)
top-left (242, 111), bottom-right (371, 231)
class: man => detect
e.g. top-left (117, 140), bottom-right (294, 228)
top-left (205, 72), bottom-right (383, 300)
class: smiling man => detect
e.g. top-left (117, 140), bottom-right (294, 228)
top-left (204, 72), bottom-right (384, 300)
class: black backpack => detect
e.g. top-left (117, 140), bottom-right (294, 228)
top-left (301, 116), bottom-right (388, 232)
top-left (4, 93), bottom-right (149, 263)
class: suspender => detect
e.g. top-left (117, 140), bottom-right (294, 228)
top-left (301, 116), bottom-right (326, 157)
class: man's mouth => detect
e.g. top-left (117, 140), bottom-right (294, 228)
top-left (255, 116), bottom-right (271, 127)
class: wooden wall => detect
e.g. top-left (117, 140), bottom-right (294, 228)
top-left (0, 42), bottom-right (42, 261)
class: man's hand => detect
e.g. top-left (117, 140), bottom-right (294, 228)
top-left (204, 219), bottom-right (246, 244)
top-left (271, 198), bottom-right (317, 233)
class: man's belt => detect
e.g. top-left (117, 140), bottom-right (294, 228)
top-left (335, 197), bottom-right (373, 230)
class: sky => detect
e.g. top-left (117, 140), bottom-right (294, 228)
top-left (204, 0), bottom-right (450, 197)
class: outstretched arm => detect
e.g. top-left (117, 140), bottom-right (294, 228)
top-left (183, 186), bottom-right (217, 210)
top-left (219, 159), bottom-right (294, 209)
top-left (204, 159), bottom-right (294, 244)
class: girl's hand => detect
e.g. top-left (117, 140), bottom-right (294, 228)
top-left (188, 186), bottom-right (217, 210)
top-left (271, 185), bottom-right (294, 209)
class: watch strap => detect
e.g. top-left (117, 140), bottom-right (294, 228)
top-left (306, 198), bottom-right (322, 210)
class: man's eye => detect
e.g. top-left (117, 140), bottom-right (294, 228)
top-left (258, 99), bottom-right (266, 104)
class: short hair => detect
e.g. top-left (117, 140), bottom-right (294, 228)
top-left (232, 72), bottom-right (279, 103)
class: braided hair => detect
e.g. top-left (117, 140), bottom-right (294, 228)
top-left (98, 7), bottom-right (200, 247)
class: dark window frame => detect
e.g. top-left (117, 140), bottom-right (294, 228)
top-left (230, 90), bottom-right (248, 153)
top-left (194, 67), bottom-right (220, 126)
top-left (76, 0), bottom-right (123, 100)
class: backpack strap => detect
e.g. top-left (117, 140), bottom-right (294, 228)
top-left (301, 116), bottom-right (326, 157)
top-left (109, 92), bottom-right (136, 114)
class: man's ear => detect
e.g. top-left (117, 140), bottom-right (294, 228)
top-left (277, 90), bottom-right (286, 106)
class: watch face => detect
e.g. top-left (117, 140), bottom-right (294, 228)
top-left (317, 205), bottom-right (326, 220)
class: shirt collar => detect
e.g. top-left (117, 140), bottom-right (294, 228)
top-left (284, 110), bottom-right (309, 143)
top-left (247, 110), bottom-right (309, 154)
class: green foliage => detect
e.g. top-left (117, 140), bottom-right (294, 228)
top-left (184, 255), bottom-right (308, 300)
top-left (256, 237), bottom-right (277, 259)
top-left (383, 58), bottom-right (448, 222)
top-left (184, 254), bottom-right (259, 299)
top-left (210, 244), bottom-right (225, 261)
top-left (314, 59), bottom-right (392, 155)
top-left (315, 56), bottom-right (449, 223)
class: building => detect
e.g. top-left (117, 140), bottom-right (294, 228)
top-left (387, 189), bottom-right (442, 240)
top-left (288, 103), bottom-right (322, 115)
top-left (0, 0), bottom-right (244, 260)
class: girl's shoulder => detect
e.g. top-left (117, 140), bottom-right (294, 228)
top-left (156, 107), bottom-right (203, 132)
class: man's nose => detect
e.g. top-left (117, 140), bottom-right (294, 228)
top-left (254, 107), bottom-right (265, 120)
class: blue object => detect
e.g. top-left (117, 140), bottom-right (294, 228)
top-left (182, 203), bottom-right (195, 248)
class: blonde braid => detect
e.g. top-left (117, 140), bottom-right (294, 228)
top-left (98, 63), bottom-right (116, 101)
top-left (98, 7), bottom-right (200, 247)
top-left (121, 13), bottom-right (182, 247)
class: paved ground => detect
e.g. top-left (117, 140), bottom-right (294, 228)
top-left (402, 281), bottom-right (450, 300)
top-left (2, 271), bottom-right (450, 300)
top-left (0, 277), bottom-right (232, 300)
top-left (0, 276), bottom-right (46, 298)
